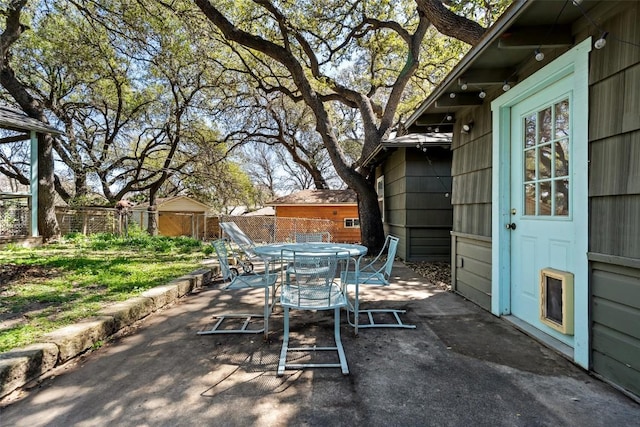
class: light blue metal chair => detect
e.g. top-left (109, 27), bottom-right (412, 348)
top-left (340, 235), bottom-right (416, 334)
top-left (278, 250), bottom-right (349, 376)
top-left (198, 239), bottom-right (277, 338)
top-left (220, 222), bottom-right (260, 273)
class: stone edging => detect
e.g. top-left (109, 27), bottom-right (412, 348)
top-left (0, 267), bottom-right (215, 399)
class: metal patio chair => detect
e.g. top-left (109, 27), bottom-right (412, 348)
top-left (198, 239), bottom-right (277, 338)
top-left (219, 222), bottom-right (260, 273)
top-left (277, 249), bottom-right (349, 376)
top-left (340, 235), bottom-right (416, 333)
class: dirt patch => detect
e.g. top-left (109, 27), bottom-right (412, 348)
top-left (0, 264), bottom-right (60, 288)
top-left (0, 264), bottom-right (63, 329)
top-left (404, 261), bottom-right (451, 291)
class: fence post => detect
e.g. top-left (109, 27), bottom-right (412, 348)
top-left (82, 210), bottom-right (88, 235)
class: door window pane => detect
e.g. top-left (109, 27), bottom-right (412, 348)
top-left (539, 181), bottom-right (552, 215)
top-left (521, 99), bottom-right (570, 217)
top-left (555, 100), bottom-right (570, 138)
top-left (539, 144), bottom-right (552, 179)
top-left (555, 180), bottom-right (569, 216)
top-left (555, 140), bottom-right (569, 177)
top-left (525, 149), bottom-right (536, 181)
top-left (538, 107), bottom-right (552, 143)
top-left (525, 184), bottom-right (536, 215)
top-left (525, 115), bottom-right (536, 148)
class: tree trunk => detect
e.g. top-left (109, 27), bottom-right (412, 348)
top-left (146, 189), bottom-right (159, 236)
top-left (356, 182), bottom-right (385, 254)
top-left (0, 2), bottom-right (61, 241)
top-left (37, 133), bottom-right (61, 241)
top-left (146, 205), bottom-right (158, 236)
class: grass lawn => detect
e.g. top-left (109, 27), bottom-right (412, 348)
top-left (0, 231), bottom-right (213, 353)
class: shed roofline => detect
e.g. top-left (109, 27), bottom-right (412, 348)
top-left (0, 106), bottom-right (64, 136)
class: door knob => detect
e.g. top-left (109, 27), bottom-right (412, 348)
top-left (506, 222), bottom-right (517, 230)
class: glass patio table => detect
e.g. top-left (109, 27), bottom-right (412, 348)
top-left (253, 242), bottom-right (368, 334)
top-left (254, 242), bottom-right (367, 260)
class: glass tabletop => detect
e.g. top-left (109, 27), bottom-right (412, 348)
top-left (254, 242), bottom-right (368, 259)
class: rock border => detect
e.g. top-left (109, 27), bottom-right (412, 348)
top-left (0, 267), bottom-right (214, 399)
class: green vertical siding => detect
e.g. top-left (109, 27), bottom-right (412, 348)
top-left (451, 233), bottom-right (492, 310)
top-left (380, 147), bottom-right (452, 261)
top-left (591, 261), bottom-right (640, 397)
top-left (582, 1), bottom-right (640, 398)
top-left (451, 107), bottom-right (493, 238)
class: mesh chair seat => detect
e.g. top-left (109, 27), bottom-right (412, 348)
top-left (198, 239), bottom-right (277, 338)
top-left (280, 283), bottom-right (346, 310)
top-left (277, 250), bottom-right (349, 376)
top-left (340, 235), bottom-right (416, 333)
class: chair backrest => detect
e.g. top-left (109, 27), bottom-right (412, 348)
top-left (294, 232), bottom-right (331, 243)
top-left (211, 239), bottom-right (236, 282)
top-left (220, 222), bottom-right (257, 258)
top-left (382, 235), bottom-right (400, 281)
top-left (282, 250), bottom-right (341, 309)
top-left (361, 235), bottom-right (399, 285)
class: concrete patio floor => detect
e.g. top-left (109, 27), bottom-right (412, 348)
top-left (1, 261), bottom-right (638, 426)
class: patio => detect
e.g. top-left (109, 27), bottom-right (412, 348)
top-left (1, 261), bottom-right (638, 426)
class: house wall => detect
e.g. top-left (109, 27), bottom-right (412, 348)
top-left (406, 147), bottom-right (453, 261)
top-left (450, 103), bottom-right (494, 303)
top-left (451, 233), bottom-right (492, 310)
top-left (158, 211), bottom-right (206, 238)
top-left (448, 0), bottom-right (640, 398)
top-left (132, 197), bottom-right (209, 238)
top-left (580, 1), bottom-right (640, 398)
top-left (274, 205), bottom-right (361, 243)
top-left (382, 148), bottom-right (408, 258)
top-left (380, 147), bottom-right (453, 262)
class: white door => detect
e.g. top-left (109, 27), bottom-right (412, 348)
top-left (509, 75), bottom-right (578, 346)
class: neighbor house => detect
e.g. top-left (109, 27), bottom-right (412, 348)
top-left (132, 195), bottom-right (212, 239)
top-left (267, 189), bottom-right (361, 243)
top-left (375, 0), bottom-right (639, 399)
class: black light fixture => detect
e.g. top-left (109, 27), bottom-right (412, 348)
top-left (462, 121), bottom-right (474, 134)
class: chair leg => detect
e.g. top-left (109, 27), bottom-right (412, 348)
top-left (277, 306), bottom-right (290, 377)
top-left (334, 307), bottom-right (349, 375)
top-left (197, 313), bottom-right (266, 335)
top-left (344, 286), bottom-right (416, 331)
top-left (277, 306), bottom-right (349, 376)
top-left (198, 285), bottom-right (272, 337)
top-left (350, 307), bottom-right (417, 329)
top-left (263, 285), bottom-right (270, 341)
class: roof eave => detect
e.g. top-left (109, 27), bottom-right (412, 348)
top-left (403, 0), bottom-right (531, 129)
